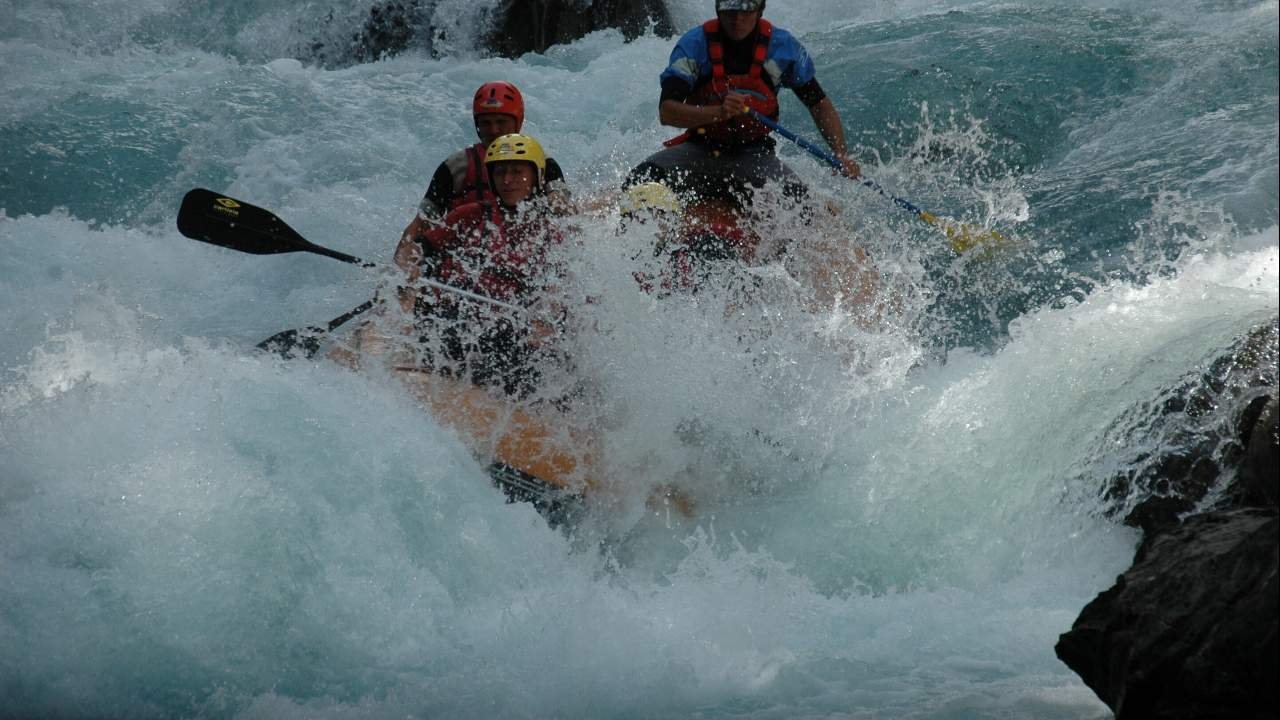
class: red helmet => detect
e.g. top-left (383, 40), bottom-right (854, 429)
top-left (472, 81), bottom-right (524, 127)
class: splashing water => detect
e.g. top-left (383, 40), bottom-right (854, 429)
top-left (1, 0), bottom-right (1277, 717)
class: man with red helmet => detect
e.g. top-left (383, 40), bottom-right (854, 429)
top-left (626, 0), bottom-right (859, 207)
top-left (397, 81), bottom-right (567, 247)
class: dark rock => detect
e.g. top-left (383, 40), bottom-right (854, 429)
top-left (487, 0), bottom-right (676, 58)
top-left (1060, 317), bottom-right (1280, 716)
top-left (1093, 318), bottom-right (1278, 533)
top-left (1056, 508), bottom-right (1279, 719)
top-left (1239, 395), bottom-right (1278, 506)
top-left (306, 0), bottom-right (673, 67)
top-left (1119, 494), bottom-right (1193, 536)
top-left (306, 0), bottom-right (431, 68)
top-left (350, 0), bottom-right (426, 64)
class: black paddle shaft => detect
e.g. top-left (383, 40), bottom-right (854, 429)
top-left (176, 187), bottom-right (518, 358)
top-left (256, 299), bottom-right (378, 358)
top-left (176, 188), bottom-right (371, 266)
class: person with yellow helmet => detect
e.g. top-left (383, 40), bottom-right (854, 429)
top-left (396, 82), bottom-right (569, 268)
top-left (623, 179), bottom-right (781, 296)
top-left (620, 178), bottom-right (878, 309)
top-left (392, 133), bottom-right (568, 398)
top-left (485, 133), bottom-right (548, 208)
top-left (620, 181), bottom-right (684, 219)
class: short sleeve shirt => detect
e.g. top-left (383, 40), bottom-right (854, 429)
top-left (659, 23), bottom-right (817, 96)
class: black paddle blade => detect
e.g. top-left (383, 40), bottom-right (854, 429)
top-left (486, 462), bottom-right (585, 530)
top-left (256, 326), bottom-right (327, 358)
top-left (256, 299), bottom-right (377, 359)
top-left (177, 188), bottom-right (312, 256)
top-left (177, 188), bottom-right (368, 265)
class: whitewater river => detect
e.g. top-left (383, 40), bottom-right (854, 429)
top-left (2, 0), bottom-right (1277, 717)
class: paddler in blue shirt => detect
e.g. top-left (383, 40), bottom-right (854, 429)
top-left (627, 0), bottom-right (860, 207)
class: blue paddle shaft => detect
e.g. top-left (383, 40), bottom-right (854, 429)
top-left (747, 110), bottom-right (928, 219)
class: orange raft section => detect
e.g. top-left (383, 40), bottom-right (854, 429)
top-left (398, 368), bottom-right (695, 517)
top-left (394, 368), bottom-right (600, 495)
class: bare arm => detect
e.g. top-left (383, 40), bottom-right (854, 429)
top-left (659, 97), bottom-right (742, 129)
top-left (807, 97), bottom-right (860, 178)
top-left (394, 220), bottom-right (425, 281)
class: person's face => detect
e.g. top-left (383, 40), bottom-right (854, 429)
top-left (491, 161), bottom-right (537, 206)
top-left (717, 10), bottom-right (760, 41)
top-left (475, 113), bottom-right (520, 145)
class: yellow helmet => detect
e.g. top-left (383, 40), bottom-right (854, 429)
top-left (621, 181), bottom-right (682, 217)
top-left (485, 133), bottom-right (547, 185)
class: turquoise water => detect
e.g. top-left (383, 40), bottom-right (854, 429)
top-left (1, 0), bottom-right (1277, 718)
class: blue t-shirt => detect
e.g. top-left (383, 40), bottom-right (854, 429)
top-left (659, 22), bottom-right (817, 95)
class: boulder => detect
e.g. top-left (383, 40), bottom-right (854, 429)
top-left (349, 0), bottom-right (424, 64)
top-left (311, 0), bottom-right (676, 66)
top-left (1239, 395), bottom-right (1278, 506)
top-left (487, 0), bottom-right (676, 57)
top-left (1057, 316), bottom-right (1279, 718)
top-left (1055, 508), bottom-right (1278, 719)
top-left (1095, 318), bottom-right (1278, 534)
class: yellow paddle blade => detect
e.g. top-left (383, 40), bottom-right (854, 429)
top-left (919, 212), bottom-right (1008, 254)
top-left (942, 221), bottom-right (1007, 254)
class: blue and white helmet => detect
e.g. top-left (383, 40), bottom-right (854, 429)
top-left (716, 0), bottom-right (765, 11)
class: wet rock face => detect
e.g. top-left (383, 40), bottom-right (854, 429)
top-left (350, 0), bottom-right (425, 64)
top-left (488, 0), bottom-right (676, 57)
top-left (304, 1), bottom-right (430, 67)
top-left (1055, 509), bottom-right (1279, 720)
top-left (1240, 395), bottom-right (1278, 505)
top-left (1057, 316), bottom-right (1279, 719)
top-left (1095, 318), bottom-right (1278, 535)
top-left (309, 0), bottom-right (674, 66)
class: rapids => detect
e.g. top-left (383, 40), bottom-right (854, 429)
top-left (1, 0), bottom-right (1277, 717)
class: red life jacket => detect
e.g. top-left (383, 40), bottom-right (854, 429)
top-left (421, 201), bottom-right (560, 304)
top-left (636, 216), bottom-right (761, 294)
top-left (448, 143), bottom-right (495, 212)
top-left (688, 18), bottom-right (779, 146)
